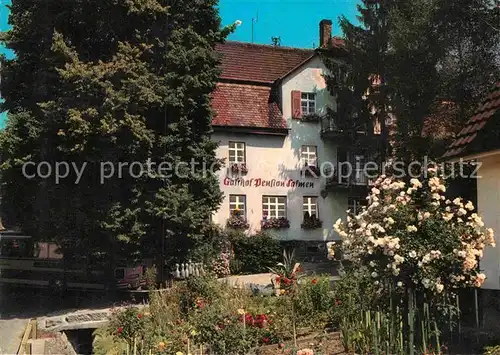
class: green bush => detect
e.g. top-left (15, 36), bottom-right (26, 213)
top-left (294, 275), bottom-right (335, 329)
top-left (229, 230), bottom-right (281, 274)
top-left (187, 223), bottom-right (230, 265)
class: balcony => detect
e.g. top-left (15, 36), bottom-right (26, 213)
top-left (325, 169), bottom-right (372, 190)
top-left (320, 114), bottom-right (370, 144)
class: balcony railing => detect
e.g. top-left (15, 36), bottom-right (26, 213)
top-left (320, 115), bottom-right (369, 142)
top-left (325, 169), bottom-right (372, 190)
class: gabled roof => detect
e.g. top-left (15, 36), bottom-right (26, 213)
top-left (212, 83), bottom-right (287, 131)
top-left (443, 82), bottom-right (500, 158)
top-left (216, 41), bottom-right (315, 83)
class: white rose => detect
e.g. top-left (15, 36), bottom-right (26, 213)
top-left (371, 272), bottom-right (378, 278)
top-left (436, 283), bottom-right (444, 293)
top-left (409, 250), bottom-right (417, 258)
top-left (407, 225), bottom-right (418, 232)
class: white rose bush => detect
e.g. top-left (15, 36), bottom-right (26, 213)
top-left (330, 168), bottom-right (496, 355)
top-left (333, 171), bottom-right (495, 296)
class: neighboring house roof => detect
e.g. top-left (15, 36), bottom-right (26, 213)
top-left (443, 82), bottom-right (500, 158)
top-left (212, 83), bottom-right (287, 132)
top-left (216, 41), bottom-right (315, 83)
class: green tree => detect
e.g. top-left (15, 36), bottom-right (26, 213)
top-left (322, 0), bottom-right (395, 163)
top-left (435, 0), bottom-right (500, 124)
top-left (326, 0), bottom-right (499, 162)
top-left (1, 0), bottom-right (233, 285)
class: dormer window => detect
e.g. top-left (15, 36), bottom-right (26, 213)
top-left (301, 93), bottom-right (316, 115)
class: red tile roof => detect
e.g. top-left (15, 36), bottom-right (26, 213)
top-left (212, 82), bottom-right (287, 130)
top-left (212, 39), bottom-right (345, 131)
top-left (216, 41), bottom-right (315, 83)
top-left (443, 82), bottom-right (500, 158)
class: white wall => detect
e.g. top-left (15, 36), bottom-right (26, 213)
top-left (212, 56), bottom-right (348, 241)
top-left (477, 154), bottom-right (500, 290)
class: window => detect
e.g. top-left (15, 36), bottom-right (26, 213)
top-left (303, 197), bottom-right (318, 219)
top-left (229, 195), bottom-right (246, 217)
top-left (348, 197), bottom-right (367, 215)
top-left (301, 93), bottom-right (316, 115)
top-left (262, 196), bottom-right (286, 219)
top-left (228, 142), bottom-right (246, 164)
top-left (353, 155), bottom-right (367, 184)
top-left (301, 145), bottom-right (318, 166)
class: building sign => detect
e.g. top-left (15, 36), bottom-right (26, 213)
top-left (223, 177), bottom-right (314, 188)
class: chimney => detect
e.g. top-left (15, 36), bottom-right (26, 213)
top-left (319, 19), bottom-right (332, 47)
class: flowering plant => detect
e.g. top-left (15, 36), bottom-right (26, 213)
top-left (299, 113), bottom-right (321, 122)
top-left (301, 213), bottom-right (322, 229)
top-left (269, 250), bottom-right (302, 295)
top-left (211, 251), bottom-right (231, 277)
top-left (261, 217), bottom-right (290, 229)
top-left (226, 208), bottom-right (250, 230)
top-left (333, 168), bottom-right (495, 295)
top-left (230, 163), bottom-right (248, 174)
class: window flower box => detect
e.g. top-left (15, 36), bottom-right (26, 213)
top-left (227, 209), bottom-right (249, 230)
top-left (299, 113), bottom-right (321, 122)
top-left (261, 217), bottom-right (290, 229)
top-left (303, 165), bottom-right (321, 177)
top-left (226, 215), bottom-right (250, 230)
top-left (230, 163), bottom-right (248, 175)
top-left (301, 216), bottom-right (322, 229)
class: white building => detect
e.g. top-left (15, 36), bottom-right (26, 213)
top-left (444, 81), bottom-right (500, 290)
top-left (211, 20), bottom-right (375, 242)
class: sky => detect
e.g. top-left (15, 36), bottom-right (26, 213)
top-left (0, 0), bottom-right (361, 128)
top-left (219, 0), bottom-right (360, 48)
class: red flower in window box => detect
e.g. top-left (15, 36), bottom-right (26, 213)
top-left (261, 217), bottom-right (290, 229)
top-left (226, 208), bottom-right (250, 229)
top-left (230, 163), bottom-right (248, 174)
top-left (226, 216), bottom-right (250, 230)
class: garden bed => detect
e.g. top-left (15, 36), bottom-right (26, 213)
top-left (258, 331), bottom-right (345, 355)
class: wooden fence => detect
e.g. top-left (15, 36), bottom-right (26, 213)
top-left (17, 319), bottom-right (37, 355)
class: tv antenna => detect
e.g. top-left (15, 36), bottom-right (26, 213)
top-left (251, 11), bottom-right (259, 43)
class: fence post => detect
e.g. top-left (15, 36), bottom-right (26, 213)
top-left (30, 319), bottom-right (37, 340)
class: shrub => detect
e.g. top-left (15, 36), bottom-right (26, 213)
top-left (230, 231), bottom-right (281, 274)
top-left (331, 168), bottom-right (496, 354)
top-left (294, 275), bottom-right (335, 329)
top-left (187, 223), bottom-right (231, 267)
top-left (107, 306), bottom-right (147, 346)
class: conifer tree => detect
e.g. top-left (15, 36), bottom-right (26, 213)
top-left (1, 0), bottom-right (233, 284)
top-left (322, 0), bottom-right (394, 163)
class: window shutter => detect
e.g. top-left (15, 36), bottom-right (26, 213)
top-left (291, 90), bottom-right (302, 119)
